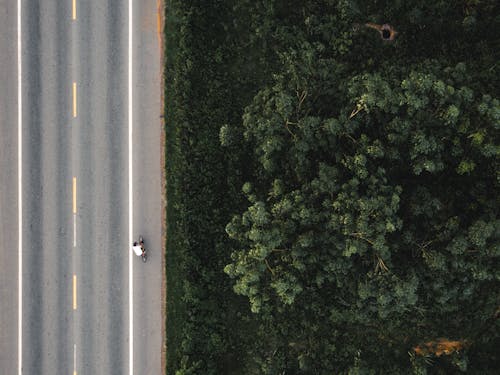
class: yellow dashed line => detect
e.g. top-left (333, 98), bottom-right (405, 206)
top-left (72, 82), bottom-right (77, 117)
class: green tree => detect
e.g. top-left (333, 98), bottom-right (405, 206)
top-left (166, 0), bottom-right (500, 373)
top-left (224, 7), bottom-right (500, 370)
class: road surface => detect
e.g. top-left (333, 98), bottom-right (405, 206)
top-left (0, 0), bottom-right (162, 374)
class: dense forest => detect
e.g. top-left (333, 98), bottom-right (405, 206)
top-left (165, 1), bottom-right (500, 373)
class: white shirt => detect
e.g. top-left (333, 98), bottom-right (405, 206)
top-left (133, 245), bottom-right (143, 256)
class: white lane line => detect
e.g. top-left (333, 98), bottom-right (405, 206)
top-left (73, 275), bottom-right (77, 310)
top-left (128, 0), bottom-right (134, 373)
top-left (18, 0), bottom-right (23, 373)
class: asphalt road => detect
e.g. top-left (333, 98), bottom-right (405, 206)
top-left (0, 0), bottom-right (162, 374)
top-left (0, 1), bottom-right (19, 374)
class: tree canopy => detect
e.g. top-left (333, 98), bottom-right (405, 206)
top-left (166, 0), bottom-right (500, 373)
top-left (222, 0), bottom-right (500, 372)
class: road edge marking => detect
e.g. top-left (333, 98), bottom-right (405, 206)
top-left (128, 0), bottom-right (134, 373)
top-left (18, 0), bottom-right (23, 373)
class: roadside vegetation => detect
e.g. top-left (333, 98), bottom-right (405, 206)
top-left (165, 1), bottom-right (499, 373)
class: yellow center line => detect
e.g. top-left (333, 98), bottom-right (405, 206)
top-left (72, 0), bottom-right (76, 20)
top-left (73, 82), bottom-right (77, 118)
top-left (73, 275), bottom-right (77, 310)
top-left (73, 177), bottom-right (77, 213)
